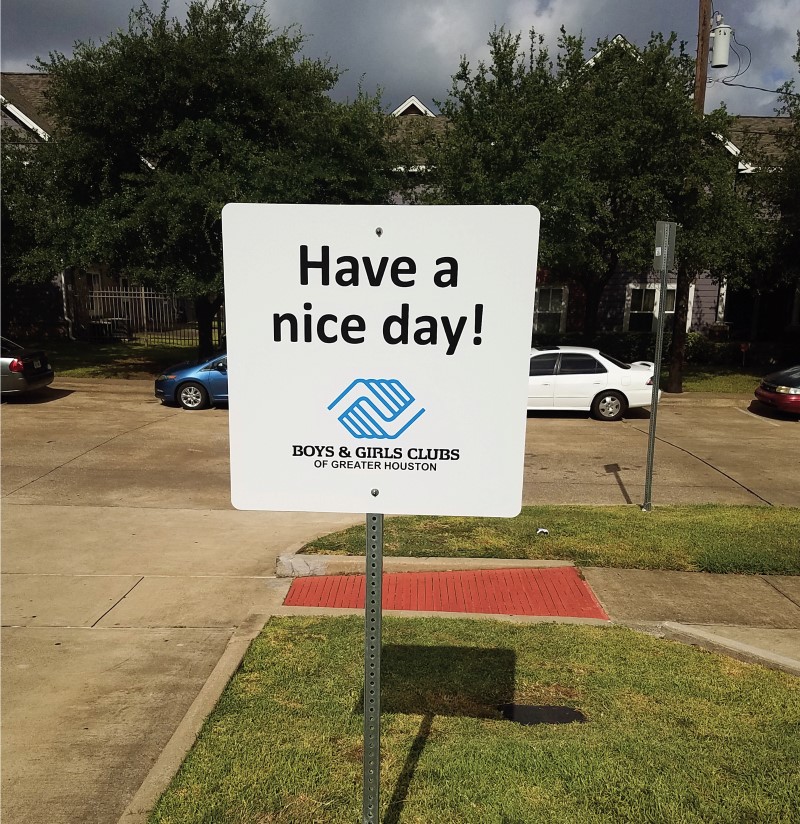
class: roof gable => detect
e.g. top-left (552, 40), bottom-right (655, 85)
top-left (391, 95), bottom-right (437, 118)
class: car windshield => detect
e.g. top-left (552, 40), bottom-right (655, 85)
top-left (599, 352), bottom-right (631, 370)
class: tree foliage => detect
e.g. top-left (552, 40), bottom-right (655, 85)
top-left (429, 27), bottom-right (765, 388)
top-left (6, 0), bottom-right (400, 352)
top-left (760, 34), bottom-right (800, 286)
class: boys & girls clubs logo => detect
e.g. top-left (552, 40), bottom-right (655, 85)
top-left (328, 378), bottom-right (425, 440)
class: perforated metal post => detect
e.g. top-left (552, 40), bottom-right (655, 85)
top-left (362, 513), bottom-right (384, 824)
top-left (643, 221), bottom-right (675, 512)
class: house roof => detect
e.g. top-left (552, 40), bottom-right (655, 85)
top-left (4, 70), bottom-right (789, 171)
top-left (1, 72), bottom-right (54, 140)
top-left (389, 95), bottom-right (448, 168)
top-left (729, 116), bottom-right (793, 162)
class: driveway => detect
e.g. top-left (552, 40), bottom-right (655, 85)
top-left (2, 378), bottom-right (798, 824)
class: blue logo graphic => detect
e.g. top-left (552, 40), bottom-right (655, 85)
top-left (328, 378), bottom-right (426, 439)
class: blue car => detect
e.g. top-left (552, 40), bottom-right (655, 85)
top-left (155, 352), bottom-right (228, 410)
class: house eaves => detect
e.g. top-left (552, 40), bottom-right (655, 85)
top-left (576, 41), bottom-right (766, 174)
top-left (1, 73), bottom-right (54, 141)
top-left (715, 132), bottom-right (756, 173)
top-left (1, 95), bottom-right (50, 140)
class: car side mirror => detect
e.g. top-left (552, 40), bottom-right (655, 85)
top-left (217, 362), bottom-right (227, 373)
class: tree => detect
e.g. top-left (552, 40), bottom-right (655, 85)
top-left (749, 34), bottom-right (800, 326)
top-left (12, 0), bottom-right (399, 354)
top-left (776, 39), bottom-right (800, 284)
top-left (1, 141), bottom-right (67, 337)
top-left (428, 28), bottom-right (753, 380)
top-left (664, 133), bottom-right (760, 392)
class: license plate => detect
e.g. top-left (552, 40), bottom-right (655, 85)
top-left (33, 359), bottom-right (41, 369)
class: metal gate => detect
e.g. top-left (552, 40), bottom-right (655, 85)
top-left (80, 287), bottom-right (225, 348)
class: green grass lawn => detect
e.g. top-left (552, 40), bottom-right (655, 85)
top-left (304, 505), bottom-right (800, 576)
top-left (671, 365), bottom-right (764, 394)
top-left (150, 616), bottom-right (800, 824)
top-left (41, 339), bottom-right (200, 378)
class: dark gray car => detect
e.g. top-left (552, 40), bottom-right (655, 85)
top-left (1, 336), bottom-right (55, 395)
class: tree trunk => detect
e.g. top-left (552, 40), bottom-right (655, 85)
top-left (582, 283), bottom-right (601, 341)
top-left (666, 263), bottom-right (693, 393)
top-left (581, 256), bottom-right (618, 342)
top-left (195, 293), bottom-right (223, 357)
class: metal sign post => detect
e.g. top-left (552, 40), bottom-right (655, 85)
top-left (363, 512), bottom-right (384, 824)
top-left (642, 220), bottom-right (676, 512)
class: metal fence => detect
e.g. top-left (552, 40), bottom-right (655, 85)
top-left (81, 287), bottom-right (224, 348)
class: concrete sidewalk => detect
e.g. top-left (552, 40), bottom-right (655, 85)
top-left (584, 566), bottom-right (800, 674)
top-left (276, 552), bottom-right (800, 675)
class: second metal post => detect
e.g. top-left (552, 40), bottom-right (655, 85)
top-left (362, 513), bottom-right (384, 824)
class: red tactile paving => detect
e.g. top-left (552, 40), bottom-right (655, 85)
top-left (284, 567), bottom-right (608, 620)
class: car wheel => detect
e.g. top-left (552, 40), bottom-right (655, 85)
top-left (591, 390), bottom-right (627, 421)
top-left (178, 381), bottom-right (209, 410)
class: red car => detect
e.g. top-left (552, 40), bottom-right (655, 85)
top-left (754, 365), bottom-right (800, 415)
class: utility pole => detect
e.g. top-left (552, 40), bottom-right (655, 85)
top-left (694, 0), bottom-right (712, 114)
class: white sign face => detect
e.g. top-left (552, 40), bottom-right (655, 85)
top-left (222, 204), bottom-right (538, 517)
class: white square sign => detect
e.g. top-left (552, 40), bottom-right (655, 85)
top-left (222, 204), bottom-right (539, 516)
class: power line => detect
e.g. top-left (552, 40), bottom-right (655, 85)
top-left (719, 79), bottom-right (800, 98)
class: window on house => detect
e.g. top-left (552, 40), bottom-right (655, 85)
top-left (534, 287), bottom-right (567, 333)
top-left (627, 286), bottom-right (675, 332)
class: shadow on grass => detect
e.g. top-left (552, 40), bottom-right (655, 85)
top-left (372, 646), bottom-right (588, 822)
top-left (362, 645), bottom-right (516, 824)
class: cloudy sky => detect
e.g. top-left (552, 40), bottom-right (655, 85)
top-left (2, 0), bottom-right (798, 116)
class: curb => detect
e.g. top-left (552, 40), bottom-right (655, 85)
top-left (661, 621), bottom-right (800, 676)
top-left (270, 604), bottom-right (609, 625)
top-left (276, 554), bottom-right (573, 577)
top-left (116, 614), bottom-right (270, 824)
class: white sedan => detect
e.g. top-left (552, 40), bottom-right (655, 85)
top-left (528, 346), bottom-right (658, 421)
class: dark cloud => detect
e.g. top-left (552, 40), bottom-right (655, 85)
top-left (2, 0), bottom-right (797, 115)
top-left (1, 0), bottom-right (176, 68)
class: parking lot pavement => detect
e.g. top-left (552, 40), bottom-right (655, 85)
top-left (626, 394), bottom-right (799, 507)
top-left (2, 378), bottom-right (798, 824)
top-left (523, 394), bottom-right (799, 507)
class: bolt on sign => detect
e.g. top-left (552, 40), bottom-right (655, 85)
top-left (222, 204), bottom-right (539, 517)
